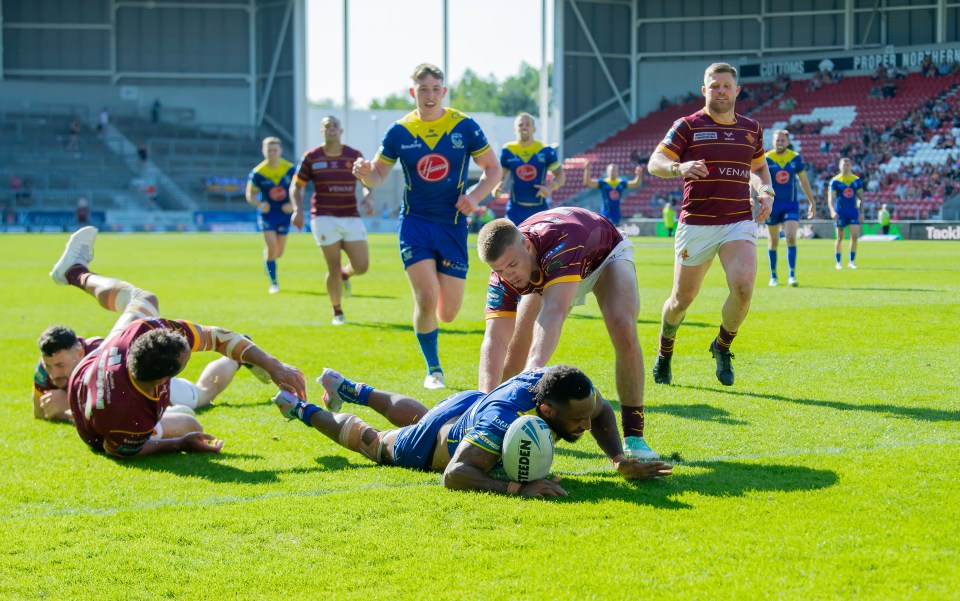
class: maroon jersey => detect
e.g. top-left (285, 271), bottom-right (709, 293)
top-left (294, 145), bottom-right (363, 218)
top-left (657, 109), bottom-right (765, 226)
top-left (33, 336), bottom-right (103, 395)
top-left (485, 207), bottom-right (624, 317)
top-left (68, 318), bottom-right (202, 456)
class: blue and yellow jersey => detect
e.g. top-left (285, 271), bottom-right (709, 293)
top-left (377, 108), bottom-right (490, 225)
top-left (446, 370), bottom-right (548, 458)
top-left (598, 178), bottom-right (629, 210)
top-left (830, 174), bottom-right (863, 213)
top-left (765, 149), bottom-right (806, 205)
top-left (248, 159), bottom-right (296, 217)
top-left (500, 141), bottom-right (560, 208)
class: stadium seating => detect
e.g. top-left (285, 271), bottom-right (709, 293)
top-left (0, 105), bottom-right (154, 215)
top-left (554, 72), bottom-right (960, 221)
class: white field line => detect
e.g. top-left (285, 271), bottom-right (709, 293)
top-left (3, 438), bottom-right (958, 521)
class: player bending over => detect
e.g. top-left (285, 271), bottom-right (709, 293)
top-left (273, 365), bottom-right (672, 498)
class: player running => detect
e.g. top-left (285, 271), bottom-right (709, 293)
top-left (828, 157), bottom-right (864, 269)
top-left (493, 112), bottom-right (565, 225)
top-left (246, 136), bottom-right (296, 294)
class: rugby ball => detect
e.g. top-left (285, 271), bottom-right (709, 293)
top-left (502, 415), bottom-right (554, 483)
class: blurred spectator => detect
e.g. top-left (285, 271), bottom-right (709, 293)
top-left (76, 197), bottom-right (90, 226)
top-left (778, 97), bottom-right (796, 110)
top-left (881, 79), bottom-right (897, 98)
top-left (151, 99), bottom-right (162, 124)
top-left (3, 204), bottom-right (15, 225)
top-left (97, 107), bottom-right (109, 136)
top-left (921, 54), bottom-right (938, 78)
top-left (67, 116), bottom-right (81, 151)
top-left (137, 144), bottom-right (149, 166)
top-left (807, 72), bottom-right (823, 92)
top-left (820, 140), bottom-right (832, 153)
top-left (659, 96), bottom-right (670, 110)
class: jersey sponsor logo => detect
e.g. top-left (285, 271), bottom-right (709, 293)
top-left (543, 242), bottom-right (565, 260)
top-left (843, 188), bottom-right (855, 198)
top-left (269, 186), bottom-right (287, 201)
top-left (400, 142), bottom-right (423, 150)
top-left (776, 170), bottom-right (791, 184)
top-left (693, 131), bottom-right (718, 141)
top-left (312, 161), bottom-right (328, 169)
top-left (451, 133), bottom-right (463, 148)
top-left (609, 190), bottom-right (620, 201)
top-left (486, 285), bottom-right (505, 306)
top-left (417, 154), bottom-right (450, 182)
top-left (516, 164), bottom-right (537, 181)
top-left (717, 167), bottom-right (750, 179)
top-left (544, 257), bottom-right (563, 275)
top-left (723, 131), bottom-right (735, 140)
top-left (662, 130), bottom-right (676, 146)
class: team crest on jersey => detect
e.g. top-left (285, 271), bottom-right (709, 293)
top-left (516, 165), bottom-right (537, 181)
top-left (544, 258), bottom-right (563, 275)
top-left (693, 132), bottom-right (718, 141)
top-left (746, 133), bottom-right (756, 145)
top-left (776, 170), bottom-right (790, 184)
top-left (269, 186), bottom-right (287, 201)
top-left (723, 131), bottom-right (735, 140)
top-left (417, 154), bottom-right (450, 182)
top-left (451, 133), bottom-right (463, 148)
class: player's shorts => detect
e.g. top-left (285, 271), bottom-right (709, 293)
top-left (675, 220), bottom-right (758, 266)
top-left (311, 215), bottom-right (367, 246)
top-left (398, 214), bottom-right (469, 279)
top-left (572, 237), bottom-right (634, 307)
top-left (602, 209), bottom-right (622, 226)
top-left (506, 202), bottom-right (547, 226)
top-left (392, 390), bottom-right (483, 470)
top-left (766, 201), bottom-right (800, 226)
top-left (835, 211), bottom-right (860, 228)
top-left (259, 213), bottom-right (292, 234)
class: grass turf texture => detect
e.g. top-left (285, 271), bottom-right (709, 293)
top-left (1, 232), bottom-right (958, 600)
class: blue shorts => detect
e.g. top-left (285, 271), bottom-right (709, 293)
top-left (766, 202), bottom-right (800, 226)
top-left (602, 210), bottom-right (622, 226)
top-left (398, 215), bottom-right (469, 279)
top-left (259, 213), bottom-right (292, 234)
top-left (506, 203), bottom-right (547, 226)
top-left (835, 211), bottom-right (860, 228)
top-left (392, 391), bottom-right (483, 470)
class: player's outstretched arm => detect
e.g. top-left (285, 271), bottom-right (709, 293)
top-left (582, 161), bottom-right (598, 189)
top-left (113, 432), bottom-right (224, 459)
top-left (479, 317), bottom-right (515, 392)
top-left (626, 165), bottom-right (644, 189)
top-left (589, 391), bottom-right (673, 480)
top-left (524, 282), bottom-right (578, 372)
top-left (443, 442), bottom-right (567, 498)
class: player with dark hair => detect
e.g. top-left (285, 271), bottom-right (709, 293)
top-left (290, 115), bottom-right (374, 325)
top-left (47, 227), bottom-right (306, 458)
top-left (474, 206), bottom-right (658, 461)
top-left (273, 365), bottom-right (672, 498)
top-left (828, 157), bottom-right (864, 269)
top-left (582, 161), bottom-right (644, 226)
top-left (246, 136), bottom-right (296, 294)
top-left (352, 63), bottom-right (501, 390)
top-left (647, 62), bottom-right (774, 387)
top-left (764, 129), bottom-right (817, 287)
top-left (493, 112), bottom-right (565, 225)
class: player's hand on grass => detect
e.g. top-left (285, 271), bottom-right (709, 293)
top-left (615, 457), bottom-right (673, 480)
top-left (519, 476), bottom-right (567, 498)
top-left (456, 194), bottom-right (479, 216)
top-left (268, 362), bottom-right (308, 401)
top-left (40, 390), bottom-right (70, 420)
top-left (180, 432), bottom-right (224, 454)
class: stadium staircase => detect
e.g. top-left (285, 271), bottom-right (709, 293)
top-left (553, 72), bottom-right (960, 220)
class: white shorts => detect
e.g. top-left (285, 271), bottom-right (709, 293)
top-left (675, 221), bottom-right (757, 266)
top-left (572, 237), bottom-right (634, 307)
top-left (311, 216), bottom-right (367, 246)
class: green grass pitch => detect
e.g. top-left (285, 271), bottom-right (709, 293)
top-left (1, 231), bottom-right (958, 600)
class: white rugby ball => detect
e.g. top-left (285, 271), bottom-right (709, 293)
top-left (502, 415), bottom-right (554, 483)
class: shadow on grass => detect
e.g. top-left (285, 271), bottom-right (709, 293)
top-left (558, 460), bottom-right (837, 509)
top-left (119, 453), bottom-right (329, 484)
top-left (357, 321), bottom-right (486, 336)
top-left (678, 385), bottom-right (960, 422)
top-left (650, 403), bottom-right (749, 425)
